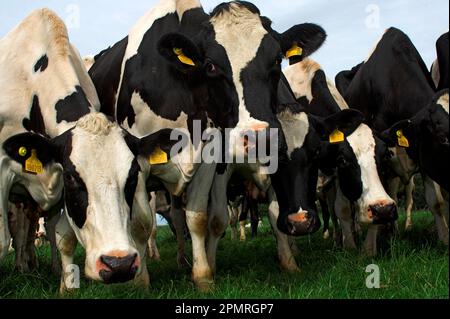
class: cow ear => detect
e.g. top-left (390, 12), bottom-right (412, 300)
top-left (380, 120), bottom-right (414, 148)
top-left (310, 109), bottom-right (365, 143)
top-left (158, 33), bottom-right (202, 72)
top-left (2, 133), bottom-right (61, 174)
top-left (279, 23), bottom-right (327, 65)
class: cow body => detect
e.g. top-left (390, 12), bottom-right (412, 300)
top-left (0, 9), bottom-right (171, 292)
top-left (283, 58), bottom-right (396, 255)
top-left (335, 28), bottom-right (449, 245)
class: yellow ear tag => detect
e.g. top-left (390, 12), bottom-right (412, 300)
top-left (173, 48), bottom-right (195, 66)
top-left (329, 129), bottom-right (345, 144)
top-left (18, 146), bottom-right (28, 157)
top-left (25, 149), bottom-right (43, 175)
top-left (149, 146), bottom-right (168, 165)
top-left (397, 130), bottom-right (410, 148)
top-left (285, 44), bottom-right (303, 59)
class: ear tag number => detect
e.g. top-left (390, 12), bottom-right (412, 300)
top-left (397, 130), bottom-right (409, 148)
top-left (285, 44), bottom-right (303, 59)
top-left (329, 129), bottom-right (345, 144)
top-left (24, 149), bottom-right (43, 175)
top-left (149, 146), bottom-right (169, 165)
top-left (173, 48), bottom-right (195, 66)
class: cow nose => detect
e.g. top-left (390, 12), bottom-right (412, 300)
top-left (370, 203), bottom-right (398, 224)
top-left (99, 253), bottom-right (138, 284)
top-left (285, 210), bottom-right (321, 237)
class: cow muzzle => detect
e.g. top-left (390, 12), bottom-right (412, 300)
top-left (98, 253), bottom-right (139, 284)
top-left (285, 210), bottom-right (321, 237)
top-left (369, 203), bottom-right (398, 225)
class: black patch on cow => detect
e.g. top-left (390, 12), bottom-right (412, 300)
top-left (61, 135), bottom-right (89, 229)
top-left (241, 34), bottom-right (282, 128)
top-left (435, 32), bottom-right (449, 91)
top-left (55, 86), bottom-right (91, 124)
top-left (89, 37), bottom-right (129, 118)
top-left (22, 95), bottom-right (48, 137)
top-left (336, 142), bottom-right (363, 202)
top-left (34, 55), bottom-right (48, 72)
top-left (124, 159), bottom-right (140, 217)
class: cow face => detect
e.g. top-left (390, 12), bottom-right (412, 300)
top-left (382, 90), bottom-right (449, 191)
top-left (158, 1), bottom-right (326, 159)
top-left (3, 113), bottom-right (173, 283)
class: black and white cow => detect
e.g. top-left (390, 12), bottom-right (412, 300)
top-left (89, 0), bottom-right (353, 288)
top-left (431, 32), bottom-right (449, 91)
top-left (0, 9), bottom-right (174, 292)
top-left (336, 27), bottom-right (449, 245)
top-left (283, 58), bottom-right (397, 255)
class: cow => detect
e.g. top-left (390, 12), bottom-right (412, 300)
top-left (0, 9), bottom-right (175, 293)
top-left (431, 32), bottom-right (449, 91)
top-left (89, 0), bottom-right (360, 289)
top-left (282, 58), bottom-right (397, 255)
top-left (335, 27), bottom-right (449, 245)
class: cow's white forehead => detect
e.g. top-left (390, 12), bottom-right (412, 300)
top-left (70, 113), bottom-right (134, 187)
top-left (210, 4), bottom-right (267, 125)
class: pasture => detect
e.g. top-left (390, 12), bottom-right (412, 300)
top-left (0, 210), bottom-right (448, 299)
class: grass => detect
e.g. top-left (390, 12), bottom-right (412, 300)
top-left (0, 210), bottom-right (448, 299)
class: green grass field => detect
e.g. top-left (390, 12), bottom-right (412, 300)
top-left (0, 210), bottom-right (448, 299)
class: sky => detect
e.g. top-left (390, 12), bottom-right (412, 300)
top-left (1, 0), bottom-right (448, 79)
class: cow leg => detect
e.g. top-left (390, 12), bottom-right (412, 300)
top-left (335, 186), bottom-right (357, 250)
top-left (147, 192), bottom-right (160, 262)
top-left (10, 203), bottom-right (30, 273)
top-left (130, 173), bottom-right (153, 289)
top-left (228, 204), bottom-right (238, 241)
top-left (56, 212), bottom-right (78, 295)
top-left (239, 200), bottom-right (248, 241)
top-left (170, 195), bottom-right (188, 268)
top-left (0, 172), bottom-right (13, 263)
top-left (320, 198), bottom-right (331, 240)
top-left (363, 225), bottom-right (379, 257)
top-left (207, 166), bottom-right (233, 276)
top-left (185, 162), bottom-right (216, 291)
top-left (250, 198), bottom-right (259, 238)
top-left (267, 187), bottom-right (299, 272)
top-left (239, 220), bottom-right (246, 241)
top-left (46, 212), bottom-right (61, 275)
top-left (423, 175), bottom-right (448, 245)
top-left (25, 205), bottom-right (39, 271)
top-left (404, 177), bottom-right (415, 231)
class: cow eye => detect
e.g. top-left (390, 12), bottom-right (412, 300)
top-left (206, 62), bottom-right (217, 74)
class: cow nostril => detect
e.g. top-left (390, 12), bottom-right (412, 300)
top-left (99, 253), bottom-right (138, 284)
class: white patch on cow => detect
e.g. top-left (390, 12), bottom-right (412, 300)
top-left (437, 92), bottom-right (449, 114)
top-left (365, 29), bottom-right (388, 62)
top-left (176, 0), bottom-right (202, 19)
top-left (431, 59), bottom-right (440, 90)
top-left (277, 110), bottom-right (309, 159)
top-left (283, 59), bottom-right (320, 102)
top-left (67, 113), bottom-right (139, 280)
top-left (83, 55), bottom-right (95, 71)
top-left (327, 79), bottom-right (349, 110)
top-left (210, 4), bottom-right (269, 157)
top-left (347, 124), bottom-right (394, 221)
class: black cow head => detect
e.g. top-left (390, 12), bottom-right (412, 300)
top-left (381, 89), bottom-right (449, 191)
top-left (158, 1), bottom-right (326, 159)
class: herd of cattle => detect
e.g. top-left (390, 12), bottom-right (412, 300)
top-left (0, 0), bottom-right (448, 294)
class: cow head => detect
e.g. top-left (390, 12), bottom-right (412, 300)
top-left (382, 89), bottom-right (449, 191)
top-left (3, 112), bottom-right (174, 283)
top-left (158, 1), bottom-right (326, 159)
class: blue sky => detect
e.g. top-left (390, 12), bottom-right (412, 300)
top-left (1, 0), bottom-right (448, 78)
